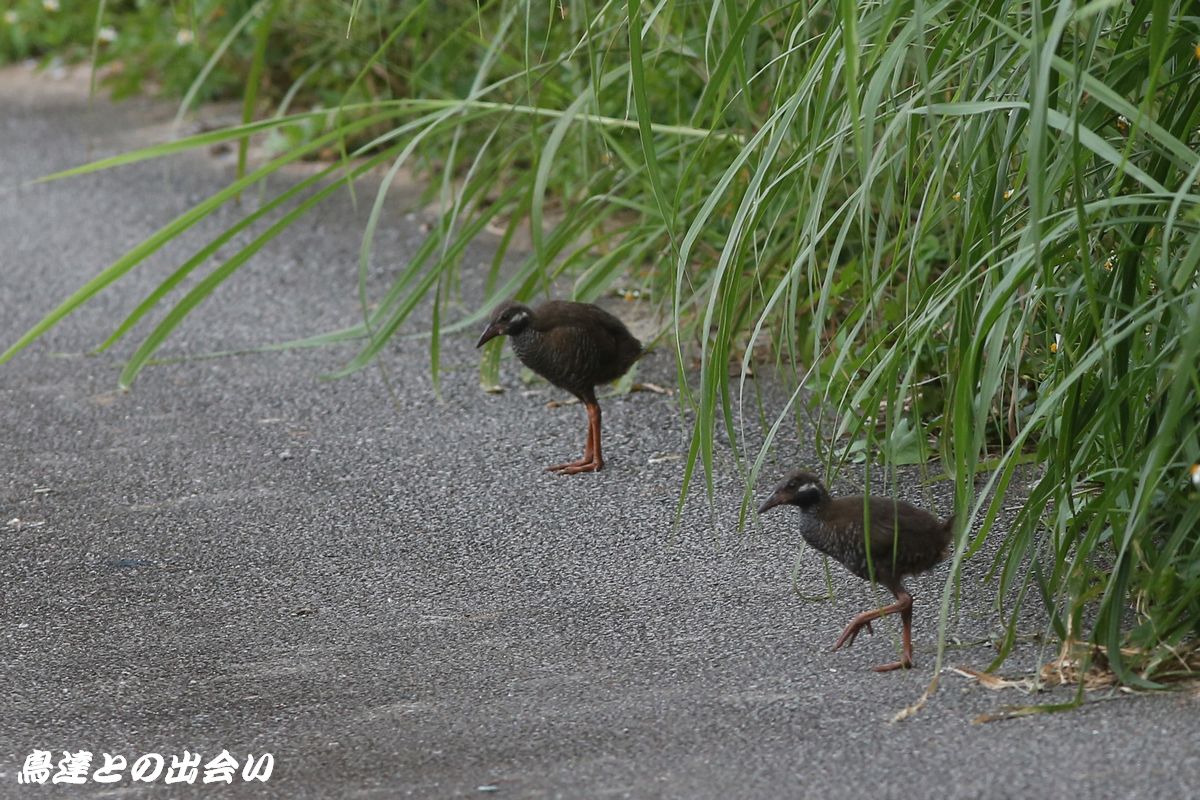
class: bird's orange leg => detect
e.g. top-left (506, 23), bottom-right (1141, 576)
top-left (547, 402), bottom-right (603, 474)
top-left (831, 590), bottom-right (915, 672)
top-left (589, 402), bottom-right (603, 470)
top-left (871, 601), bottom-right (914, 673)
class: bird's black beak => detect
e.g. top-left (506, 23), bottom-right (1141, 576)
top-left (476, 322), bottom-right (503, 348)
top-left (758, 491), bottom-right (785, 515)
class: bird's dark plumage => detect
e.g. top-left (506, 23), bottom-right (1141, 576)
top-left (476, 300), bottom-right (643, 474)
top-left (758, 469), bottom-right (954, 672)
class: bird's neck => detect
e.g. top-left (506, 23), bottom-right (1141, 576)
top-left (510, 328), bottom-right (542, 356)
top-left (795, 504), bottom-right (842, 553)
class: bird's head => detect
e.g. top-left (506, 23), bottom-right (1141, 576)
top-left (758, 470), bottom-right (829, 514)
top-left (476, 303), bottom-right (533, 348)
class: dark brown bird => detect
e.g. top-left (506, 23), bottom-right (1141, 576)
top-left (476, 300), bottom-right (643, 474)
top-left (758, 470), bottom-right (954, 672)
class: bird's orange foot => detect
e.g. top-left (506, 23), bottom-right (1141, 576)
top-left (832, 619), bottom-right (874, 651)
top-left (546, 457), bottom-right (603, 475)
top-left (871, 657), bottom-right (913, 673)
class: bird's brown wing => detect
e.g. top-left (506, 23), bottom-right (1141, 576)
top-left (536, 301), bottom-right (642, 382)
top-left (536, 301), bottom-right (627, 338)
top-left (863, 497), bottom-right (952, 578)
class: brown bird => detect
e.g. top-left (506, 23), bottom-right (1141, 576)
top-left (758, 470), bottom-right (954, 672)
top-left (476, 300), bottom-right (643, 474)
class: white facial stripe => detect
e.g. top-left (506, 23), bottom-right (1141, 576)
top-left (796, 482), bottom-right (816, 493)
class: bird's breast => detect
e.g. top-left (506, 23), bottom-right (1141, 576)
top-left (798, 517), bottom-right (873, 580)
top-left (512, 330), bottom-right (593, 393)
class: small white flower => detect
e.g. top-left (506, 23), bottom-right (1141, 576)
top-left (1191, 464), bottom-right (1200, 490)
top-left (3, 10), bottom-right (18, 24)
top-left (43, 0), bottom-right (60, 11)
top-left (175, 28), bottom-right (194, 45)
top-left (97, 26), bottom-right (117, 43)
top-left (1050, 333), bottom-right (1062, 354)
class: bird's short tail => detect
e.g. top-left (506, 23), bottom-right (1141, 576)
top-left (938, 514), bottom-right (956, 561)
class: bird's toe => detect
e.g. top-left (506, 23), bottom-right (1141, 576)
top-left (553, 461), bottom-right (603, 475)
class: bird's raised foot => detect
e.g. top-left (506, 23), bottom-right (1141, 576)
top-left (832, 619), bottom-right (874, 651)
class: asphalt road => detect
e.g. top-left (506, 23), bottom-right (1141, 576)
top-left (2, 65), bottom-right (1197, 799)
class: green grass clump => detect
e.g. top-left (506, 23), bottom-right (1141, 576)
top-left (3, 0), bottom-right (1200, 684)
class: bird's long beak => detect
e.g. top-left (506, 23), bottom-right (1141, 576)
top-left (758, 491), bottom-right (784, 515)
top-left (476, 322), bottom-right (503, 348)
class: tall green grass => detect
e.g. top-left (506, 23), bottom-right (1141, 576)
top-left (3, 0), bottom-right (1199, 683)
